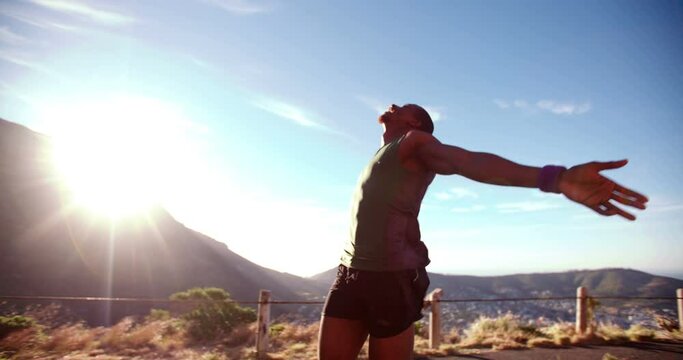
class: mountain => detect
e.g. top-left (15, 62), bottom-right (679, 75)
top-left (311, 267), bottom-right (683, 299)
top-left (0, 118), bottom-right (326, 324)
top-left (3, 117), bottom-right (680, 328)
top-left (312, 267), bottom-right (683, 328)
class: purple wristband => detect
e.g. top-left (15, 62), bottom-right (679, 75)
top-left (538, 165), bottom-right (567, 193)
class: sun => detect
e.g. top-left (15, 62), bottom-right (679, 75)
top-left (45, 95), bottom-right (193, 219)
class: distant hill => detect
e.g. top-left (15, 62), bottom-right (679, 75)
top-left (311, 267), bottom-right (683, 299)
top-left (3, 117), bottom-right (680, 327)
top-left (0, 118), bottom-right (326, 324)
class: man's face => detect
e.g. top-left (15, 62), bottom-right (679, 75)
top-left (378, 104), bottom-right (420, 127)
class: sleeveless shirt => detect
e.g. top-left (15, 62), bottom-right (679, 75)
top-left (340, 134), bottom-right (435, 271)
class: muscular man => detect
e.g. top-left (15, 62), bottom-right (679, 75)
top-left (318, 104), bottom-right (648, 360)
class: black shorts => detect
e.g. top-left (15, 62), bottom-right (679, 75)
top-left (322, 264), bottom-right (430, 338)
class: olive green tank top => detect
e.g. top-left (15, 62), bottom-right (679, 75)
top-left (340, 134), bottom-right (434, 271)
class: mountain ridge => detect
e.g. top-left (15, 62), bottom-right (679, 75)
top-left (0, 118), bottom-right (327, 324)
top-left (1, 118), bottom-right (680, 327)
top-left (310, 267), bottom-right (683, 299)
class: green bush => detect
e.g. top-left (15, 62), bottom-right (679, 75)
top-left (270, 323), bottom-right (286, 336)
top-left (170, 287), bottom-right (256, 341)
top-left (0, 315), bottom-right (36, 339)
top-left (146, 308), bottom-right (171, 322)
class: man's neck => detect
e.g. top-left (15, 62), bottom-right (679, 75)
top-left (382, 127), bottom-right (409, 145)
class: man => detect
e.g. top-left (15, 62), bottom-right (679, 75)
top-left (318, 104), bottom-right (648, 360)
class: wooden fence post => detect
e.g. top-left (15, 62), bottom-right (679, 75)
top-left (255, 290), bottom-right (271, 359)
top-left (576, 286), bottom-right (588, 335)
top-left (677, 288), bottom-right (683, 332)
top-left (427, 288), bottom-right (443, 349)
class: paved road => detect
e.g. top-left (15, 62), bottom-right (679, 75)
top-left (420, 341), bottom-right (683, 360)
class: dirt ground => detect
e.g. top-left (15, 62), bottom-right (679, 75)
top-left (421, 341), bottom-right (683, 360)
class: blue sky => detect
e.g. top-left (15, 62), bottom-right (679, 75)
top-left (1, 0), bottom-right (682, 278)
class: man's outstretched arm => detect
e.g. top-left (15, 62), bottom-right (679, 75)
top-left (405, 131), bottom-right (648, 220)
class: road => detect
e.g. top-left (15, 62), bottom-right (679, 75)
top-left (420, 341), bottom-right (683, 360)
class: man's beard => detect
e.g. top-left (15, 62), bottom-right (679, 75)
top-left (378, 112), bottom-right (392, 124)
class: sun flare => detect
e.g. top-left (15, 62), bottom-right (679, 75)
top-left (44, 96), bottom-right (196, 219)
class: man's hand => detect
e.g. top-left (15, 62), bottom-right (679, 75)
top-left (558, 159), bottom-right (648, 221)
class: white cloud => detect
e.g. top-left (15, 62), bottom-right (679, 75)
top-left (357, 96), bottom-right (389, 115)
top-left (0, 80), bottom-right (37, 105)
top-left (0, 27), bottom-right (27, 45)
top-left (30, 0), bottom-right (134, 25)
top-left (649, 203), bottom-right (683, 213)
top-left (0, 51), bottom-right (66, 80)
top-left (3, 10), bottom-right (81, 32)
top-left (513, 99), bottom-right (529, 109)
top-left (433, 192), bottom-right (452, 201)
top-left (451, 205), bottom-right (486, 213)
top-left (531, 191), bottom-right (555, 199)
top-left (423, 106), bottom-right (443, 122)
top-left (536, 100), bottom-right (591, 115)
top-left (495, 98), bottom-right (591, 116)
top-left (252, 98), bottom-right (325, 128)
top-left (433, 187), bottom-right (478, 201)
top-left (449, 187), bottom-right (478, 199)
top-left (493, 99), bottom-right (510, 109)
top-left (199, 0), bottom-right (273, 14)
top-left (496, 201), bottom-right (561, 213)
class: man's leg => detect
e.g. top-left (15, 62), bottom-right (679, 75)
top-left (318, 315), bottom-right (369, 360)
top-left (368, 324), bottom-right (414, 360)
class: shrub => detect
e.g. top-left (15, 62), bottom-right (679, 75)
top-left (539, 321), bottom-right (574, 346)
top-left (146, 309), bottom-right (171, 322)
top-left (270, 323), bottom-right (318, 347)
top-left (595, 323), bottom-right (629, 344)
top-left (459, 313), bottom-right (546, 349)
top-left (625, 324), bottom-right (655, 341)
top-left (414, 321), bottom-right (428, 339)
top-left (587, 296), bottom-right (601, 331)
top-left (0, 316), bottom-right (36, 339)
top-left (444, 327), bottom-right (460, 344)
top-left (269, 323), bottom-right (286, 337)
top-left (42, 323), bottom-right (98, 353)
top-left (225, 323), bottom-right (255, 347)
top-left (170, 287), bottom-right (256, 341)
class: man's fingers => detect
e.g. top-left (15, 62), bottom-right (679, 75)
top-left (595, 159), bottom-right (628, 171)
top-left (594, 202), bottom-right (636, 221)
top-left (592, 203), bottom-right (613, 216)
top-left (614, 183), bottom-right (649, 204)
top-left (611, 191), bottom-right (646, 209)
top-left (608, 202), bottom-right (636, 221)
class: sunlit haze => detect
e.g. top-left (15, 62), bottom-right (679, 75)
top-left (1, 1), bottom-right (681, 278)
top-left (46, 96), bottom-right (193, 218)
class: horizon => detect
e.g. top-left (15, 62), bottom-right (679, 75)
top-left (305, 262), bottom-right (683, 281)
top-left (1, 1), bottom-right (682, 278)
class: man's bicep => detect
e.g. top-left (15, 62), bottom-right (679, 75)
top-left (415, 142), bottom-right (471, 175)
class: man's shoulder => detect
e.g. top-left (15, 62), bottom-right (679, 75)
top-left (403, 130), bottom-right (440, 149)
top-left (398, 130), bottom-right (441, 170)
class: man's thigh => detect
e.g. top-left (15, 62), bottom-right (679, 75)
top-left (318, 316), bottom-right (368, 360)
top-left (369, 325), bottom-right (414, 360)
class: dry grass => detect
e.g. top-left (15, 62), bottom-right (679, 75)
top-left (457, 313), bottom-right (545, 349)
top-left (414, 315), bottom-right (677, 356)
top-left (267, 323), bottom-right (319, 360)
top-left (655, 329), bottom-right (683, 342)
top-left (2, 312), bottom-right (681, 359)
top-left (0, 326), bottom-right (43, 352)
top-left (0, 315), bottom-right (191, 359)
top-left (224, 322), bottom-right (256, 347)
top-left (43, 323), bottom-right (100, 352)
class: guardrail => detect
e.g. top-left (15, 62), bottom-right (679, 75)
top-left (2, 287), bottom-right (682, 359)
